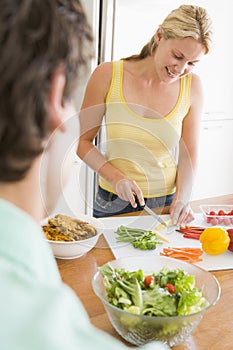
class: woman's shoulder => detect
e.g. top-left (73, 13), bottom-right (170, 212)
top-left (184, 73), bottom-right (203, 97)
top-left (82, 61), bottom-right (120, 105)
top-left (188, 73), bottom-right (204, 106)
top-left (189, 72), bottom-right (202, 87)
top-left (92, 61), bottom-right (114, 77)
top-left (89, 61), bottom-right (115, 90)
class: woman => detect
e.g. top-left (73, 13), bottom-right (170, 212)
top-left (77, 4), bottom-right (212, 224)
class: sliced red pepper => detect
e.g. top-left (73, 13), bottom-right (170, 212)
top-left (178, 226), bottom-right (205, 235)
top-left (184, 226), bottom-right (205, 231)
top-left (183, 233), bottom-right (200, 240)
top-left (177, 229), bottom-right (203, 235)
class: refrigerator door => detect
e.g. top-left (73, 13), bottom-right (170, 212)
top-left (78, 0), bottom-right (101, 215)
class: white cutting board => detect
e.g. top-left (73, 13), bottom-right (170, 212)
top-left (101, 214), bottom-right (233, 271)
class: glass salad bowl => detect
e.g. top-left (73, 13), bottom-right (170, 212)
top-left (92, 256), bottom-right (220, 347)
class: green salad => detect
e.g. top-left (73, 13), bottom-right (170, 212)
top-left (99, 264), bottom-right (209, 317)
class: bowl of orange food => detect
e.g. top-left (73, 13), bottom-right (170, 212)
top-left (42, 213), bottom-right (104, 259)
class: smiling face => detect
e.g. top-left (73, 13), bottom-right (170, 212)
top-left (154, 29), bottom-right (206, 83)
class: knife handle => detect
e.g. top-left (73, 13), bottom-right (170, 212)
top-left (134, 194), bottom-right (145, 209)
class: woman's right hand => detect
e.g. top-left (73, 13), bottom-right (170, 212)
top-left (114, 178), bottom-right (145, 208)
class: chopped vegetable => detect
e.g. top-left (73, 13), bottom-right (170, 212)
top-left (200, 227), bottom-right (230, 255)
top-left (155, 219), bottom-right (173, 231)
top-left (164, 283), bottom-right (176, 294)
top-left (160, 247), bottom-right (203, 263)
top-left (155, 232), bottom-right (170, 243)
top-left (177, 226), bottom-right (205, 240)
top-left (227, 229), bottom-right (233, 252)
top-left (144, 275), bottom-right (156, 287)
top-left (115, 226), bottom-right (163, 250)
top-left (98, 264), bottom-right (209, 317)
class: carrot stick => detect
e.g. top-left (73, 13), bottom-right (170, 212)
top-left (160, 246), bottom-right (203, 263)
top-left (162, 247), bottom-right (202, 255)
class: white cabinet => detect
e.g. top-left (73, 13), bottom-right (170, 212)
top-left (192, 119), bottom-right (233, 200)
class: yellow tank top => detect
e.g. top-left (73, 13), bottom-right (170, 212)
top-left (99, 60), bottom-right (192, 197)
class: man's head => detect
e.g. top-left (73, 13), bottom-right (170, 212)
top-left (0, 0), bottom-right (92, 182)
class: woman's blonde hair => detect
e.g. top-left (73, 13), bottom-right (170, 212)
top-left (125, 4), bottom-right (212, 60)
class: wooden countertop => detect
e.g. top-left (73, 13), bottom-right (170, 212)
top-left (57, 194), bottom-right (233, 350)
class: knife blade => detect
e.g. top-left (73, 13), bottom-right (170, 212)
top-left (133, 194), bottom-right (168, 226)
top-left (143, 204), bottom-right (168, 226)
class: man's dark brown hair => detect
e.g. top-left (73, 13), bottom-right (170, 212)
top-left (0, 0), bottom-right (92, 182)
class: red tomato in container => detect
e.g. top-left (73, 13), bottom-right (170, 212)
top-left (210, 217), bottom-right (219, 225)
top-left (223, 218), bottom-right (231, 225)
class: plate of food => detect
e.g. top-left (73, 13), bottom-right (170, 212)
top-left (41, 213), bottom-right (104, 259)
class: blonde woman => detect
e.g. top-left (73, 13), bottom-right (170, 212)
top-left (78, 4), bottom-right (212, 224)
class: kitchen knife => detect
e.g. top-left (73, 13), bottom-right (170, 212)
top-left (143, 204), bottom-right (168, 226)
top-left (142, 204), bottom-right (167, 226)
top-left (133, 194), bottom-right (168, 226)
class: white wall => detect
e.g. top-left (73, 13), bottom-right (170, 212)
top-left (112, 0), bottom-right (233, 117)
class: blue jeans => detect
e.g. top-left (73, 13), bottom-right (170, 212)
top-left (93, 186), bottom-right (174, 218)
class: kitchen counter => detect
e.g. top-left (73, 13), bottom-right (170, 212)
top-left (57, 194), bottom-right (233, 350)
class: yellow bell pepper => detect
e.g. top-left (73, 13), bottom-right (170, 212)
top-left (200, 227), bottom-right (230, 255)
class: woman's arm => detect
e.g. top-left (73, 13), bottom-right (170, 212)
top-left (78, 62), bottom-right (121, 179)
top-left (77, 62), bottom-right (144, 207)
top-left (170, 74), bottom-right (204, 224)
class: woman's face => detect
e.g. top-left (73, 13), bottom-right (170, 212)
top-left (154, 31), bottom-right (205, 83)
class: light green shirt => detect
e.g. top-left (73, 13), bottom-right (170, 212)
top-left (0, 200), bottom-right (168, 350)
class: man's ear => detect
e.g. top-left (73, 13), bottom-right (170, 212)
top-left (49, 69), bottom-right (67, 132)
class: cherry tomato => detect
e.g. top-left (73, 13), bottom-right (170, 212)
top-left (210, 217), bottom-right (219, 226)
top-left (223, 218), bottom-right (231, 226)
top-left (218, 210), bottom-right (226, 216)
top-left (144, 275), bottom-right (156, 287)
top-left (209, 211), bottom-right (216, 216)
top-left (164, 283), bottom-right (176, 294)
top-left (217, 217), bottom-right (223, 224)
top-left (228, 210), bottom-right (233, 216)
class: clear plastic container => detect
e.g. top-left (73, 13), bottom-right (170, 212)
top-left (200, 205), bottom-right (233, 226)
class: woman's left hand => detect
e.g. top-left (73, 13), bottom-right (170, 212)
top-left (169, 199), bottom-right (194, 225)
